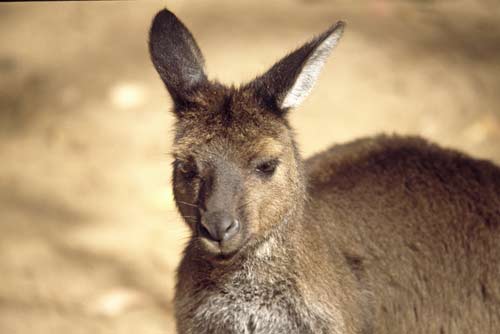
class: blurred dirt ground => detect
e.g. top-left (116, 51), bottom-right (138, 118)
top-left (0, 0), bottom-right (499, 333)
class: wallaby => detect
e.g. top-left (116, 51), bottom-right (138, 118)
top-left (149, 9), bottom-right (500, 334)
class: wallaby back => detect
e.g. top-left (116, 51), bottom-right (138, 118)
top-left (148, 9), bottom-right (500, 334)
top-left (306, 135), bottom-right (500, 333)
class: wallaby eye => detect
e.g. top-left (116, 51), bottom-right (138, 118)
top-left (256, 159), bottom-right (279, 176)
top-left (176, 160), bottom-right (198, 179)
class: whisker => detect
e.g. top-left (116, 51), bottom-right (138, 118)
top-left (237, 199), bottom-right (256, 211)
top-left (176, 200), bottom-right (199, 208)
top-left (181, 216), bottom-right (198, 223)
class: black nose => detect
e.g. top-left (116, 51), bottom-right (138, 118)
top-left (200, 211), bottom-right (240, 242)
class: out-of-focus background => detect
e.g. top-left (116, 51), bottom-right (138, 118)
top-left (0, 0), bottom-right (499, 333)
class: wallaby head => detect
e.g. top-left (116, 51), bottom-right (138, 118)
top-left (149, 9), bottom-right (344, 261)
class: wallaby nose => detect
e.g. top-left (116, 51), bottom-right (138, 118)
top-left (201, 211), bottom-right (240, 242)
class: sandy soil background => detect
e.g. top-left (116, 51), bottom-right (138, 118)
top-left (1, 0), bottom-right (499, 333)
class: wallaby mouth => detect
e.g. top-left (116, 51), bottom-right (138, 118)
top-left (196, 214), bottom-right (248, 259)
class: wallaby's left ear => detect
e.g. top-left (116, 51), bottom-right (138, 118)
top-left (149, 9), bottom-right (207, 106)
top-left (249, 21), bottom-right (345, 112)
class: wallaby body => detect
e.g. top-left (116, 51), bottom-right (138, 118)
top-left (175, 136), bottom-right (500, 334)
top-left (148, 9), bottom-right (500, 334)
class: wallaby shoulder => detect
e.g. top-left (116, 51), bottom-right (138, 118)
top-left (304, 133), bottom-right (500, 264)
top-left (304, 135), bottom-right (500, 333)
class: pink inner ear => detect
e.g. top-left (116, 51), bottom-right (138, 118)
top-left (281, 23), bottom-right (344, 109)
top-left (243, 21), bottom-right (344, 114)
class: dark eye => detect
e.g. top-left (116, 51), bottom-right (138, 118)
top-left (177, 160), bottom-right (198, 179)
top-left (256, 159), bottom-right (279, 176)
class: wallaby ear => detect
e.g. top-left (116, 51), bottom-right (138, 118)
top-left (250, 21), bottom-right (345, 112)
top-left (149, 9), bottom-right (207, 106)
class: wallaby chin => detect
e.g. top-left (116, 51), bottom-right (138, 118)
top-left (193, 231), bottom-right (249, 262)
top-left (150, 8), bottom-right (500, 334)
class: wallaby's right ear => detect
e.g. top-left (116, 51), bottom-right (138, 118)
top-left (149, 9), bottom-right (207, 106)
top-left (248, 21), bottom-right (344, 113)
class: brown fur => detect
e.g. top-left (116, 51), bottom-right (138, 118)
top-left (306, 136), bottom-right (500, 333)
top-left (149, 9), bottom-right (500, 334)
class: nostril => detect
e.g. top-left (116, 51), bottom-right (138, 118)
top-left (198, 223), bottom-right (211, 239)
top-left (200, 213), bottom-right (240, 243)
top-left (222, 219), bottom-right (240, 241)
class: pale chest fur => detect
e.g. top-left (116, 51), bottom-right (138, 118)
top-left (175, 253), bottom-right (344, 334)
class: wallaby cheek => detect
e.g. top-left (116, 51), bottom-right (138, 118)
top-left (173, 176), bottom-right (200, 230)
top-left (255, 176), bottom-right (292, 234)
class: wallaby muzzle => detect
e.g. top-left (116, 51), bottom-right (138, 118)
top-left (195, 158), bottom-right (246, 253)
top-left (200, 211), bottom-right (240, 242)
